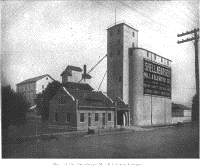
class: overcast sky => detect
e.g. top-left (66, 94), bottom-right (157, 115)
top-left (1, 0), bottom-right (199, 107)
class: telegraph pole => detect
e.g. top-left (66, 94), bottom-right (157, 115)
top-left (177, 28), bottom-right (199, 118)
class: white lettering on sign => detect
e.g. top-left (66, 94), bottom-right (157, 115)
top-left (143, 58), bottom-right (171, 98)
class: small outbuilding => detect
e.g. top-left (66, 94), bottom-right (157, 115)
top-left (172, 103), bottom-right (192, 124)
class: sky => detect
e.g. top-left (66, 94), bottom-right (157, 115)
top-left (1, 0), bottom-right (199, 107)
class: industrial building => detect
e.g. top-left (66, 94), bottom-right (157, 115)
top-left (49, 65), bottom-right (129, 130)
top-left (16, 74), bottom-right (55, 107)
top-left (16, 74), bottom-right (55, 118)
top-left (107, 23), bottom-right (172, 126)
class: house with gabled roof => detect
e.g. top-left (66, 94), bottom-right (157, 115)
top-left (171, 103), bottom-right (192, 124)
top-left (49, 86), bottom-right (130, 131)
top-left (16, 74), bottom-right (55, 108)
top-left (61, 65), bottom-right (92, 85)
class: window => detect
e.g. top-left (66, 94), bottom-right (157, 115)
top-left (54, 113), bottom-right (59, 122)
top-left (167, 60), bottom-right (169, 65)
top-left (110, 52), bottom-right (112, 57)
top-left (133, 32), bottom-right (135, 37)
top-left (42, 85), bottom-right (44, 89)
top-left (59, 95), bottom-right (66, 105)
top-left (117, 28), bottom-right (120, 34)
top-left (110, 31), bottom-right (113, 37)
top-left (80, 113), bottom-right (85, 122)
top-left (132, 43), bottom-right (135, 48)
top-left (95, 113), bottom-right (99, 121)
top-left (46, 77), bottom-right (48, 80)
top-left (154, 54), bottom-right (156, 60)
top-left (108, 113), bottom-right (111, 121)
top-left (118, 49), bottom-right (120, 55)
top-left (66, 113), bottom-right (70, 123)
top-left (161, 57), bottom-right (163, 62)
top-left (147, 52), bottom-right (149, 57)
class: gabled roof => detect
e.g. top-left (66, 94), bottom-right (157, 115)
top-left (61, 65), bottom-right (83, 76)
top-left (63, 88), bottom-right (114, 108)
top-left (62, 82), bottom-right (94, 91)
top-left (82, 73), bottom-right (92, 79)
top-left (16, 74), bottom-right (55, 85)
top-left (107, 22), bottom-right (138, 32)
top-left (114, 97), bottom-right (129, 109)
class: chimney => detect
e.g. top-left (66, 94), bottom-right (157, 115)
top-left (83, 65), bottom-right (87, 82)
top-left (84, 65), bottom-right (86, 75)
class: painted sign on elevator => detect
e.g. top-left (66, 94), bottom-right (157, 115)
top-left (143, 58), bottom-right (171, 98)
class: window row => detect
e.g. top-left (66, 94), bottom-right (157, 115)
top-left (80, 113), bottom-right (112, 123)
top-left (147, 52), bottom-right (170, 65)
top-left (54, 112), bottom-right (112, 123)
top-left (18, 83), bottom-right (34, 92)
top-left (25, 92), bottom-right (34, 101)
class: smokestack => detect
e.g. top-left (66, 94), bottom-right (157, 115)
top-left (84, 65), bottom-right (86, 75)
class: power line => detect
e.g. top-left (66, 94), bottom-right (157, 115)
top-left (177, 28), bottom-right (199, 97)
top-left (123, 1), bottom-right (197, 32)
top-left (98, 1), bottom-right (172, 39)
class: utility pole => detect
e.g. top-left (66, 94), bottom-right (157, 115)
top-left (177, 28), bottom-right (199, 118)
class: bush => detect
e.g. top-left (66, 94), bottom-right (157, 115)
top-left (35, 81), bottom-right (61, 122)
top-left (2, 85), bottom-right (29, 129)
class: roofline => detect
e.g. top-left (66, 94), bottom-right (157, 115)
top-left (116, 108), bottom-right (130, 111)
top-left (62, 87), bottom-right (75, 101)
top-left (107, 22), bottom-right (139, 32)
top-left (132, 47), bottom-right (172, 62)
top-left (78, 106), bottom-right (115, 110)
top-left (16, 74), bottom-right (55, 85)
top-left (101, 91), bottom-right (113, 104)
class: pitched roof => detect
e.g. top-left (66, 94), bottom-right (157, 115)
top-left (62, 82), bottom-right (94, 91)
top-left (61, 65), bottom-right (83, 76)
top-left (172, 103), bottom-right (191, 110)
top-left (63, 88), bottom-right (114, 108)
top-left (82, 73), bottom-right (92, 79)
top-left (114, 97), bottom-right (129, 109)
top-left (16, 74), bottom-right (55, 85)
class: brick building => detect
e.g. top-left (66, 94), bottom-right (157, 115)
top-left (49, 87), bottom-right (116, 131)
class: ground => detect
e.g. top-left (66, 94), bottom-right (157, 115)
top-left (2, 122), bottom-right (199, 158)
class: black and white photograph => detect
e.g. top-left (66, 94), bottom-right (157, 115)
top-left (1, 0), bottom-right (199, 165)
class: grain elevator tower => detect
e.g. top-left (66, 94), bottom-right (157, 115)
top-left (107, 23), bottom-right (138, 104)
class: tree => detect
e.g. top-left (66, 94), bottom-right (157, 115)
top-left (192, 93), bottom-right (199, 122)
top-left (2, 85), bottom-right (29, 129)
top-left (35, 80), bottom-right (61, 122)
